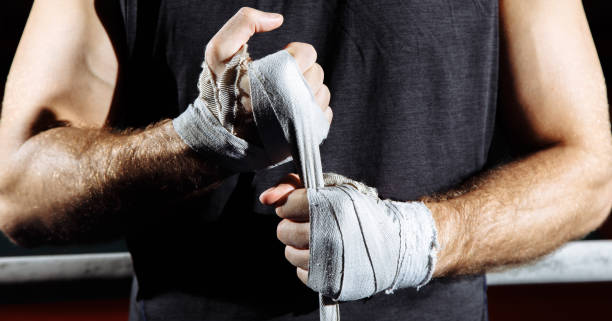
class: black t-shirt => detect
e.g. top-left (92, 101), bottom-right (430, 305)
top-left (118, 1), bottom-right (499, 320)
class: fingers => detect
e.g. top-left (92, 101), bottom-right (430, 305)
top-left (302, 63), bottom-right (332, 125)
top-left (259, 173), bottom-right (302, 205)
top-left (324, 106), bottom-right (333, 124)
top-left (265, 173), bottom-right (311, 285)
top-left (204, 9), bottom-right (332, 131)
top-left (206, 7), bottom-right (283, 73)
top-left (285, 42), bottom-right (317, 73)
top-left (297, 267), bottom-right (309, 285)
top-left (284, 43), bottom-right (333, 124)
top-left (315, 85), bottom-right (331, 112)
top-left (260, 174), bottom-right (309, 220)
top-left (303, 63), bottom-right (324, 93)
top-left (275, 189), bottom-right (309, 222)
top-left (277, 219), bottom-right (310, 249)
top-left (285, 246), bottom-right (309, 270)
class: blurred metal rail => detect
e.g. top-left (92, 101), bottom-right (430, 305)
top-left (0, 241), bottom-right (611, 285)
top-left (0, 252), bottom-right (132, 283)
top-left (486, 240), bottom-right (612, 285)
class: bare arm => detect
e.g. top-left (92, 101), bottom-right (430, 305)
top-left (430, 0), bottom-right (612, 276)
top-left (0, 0), bottom-right (227, 246)
top-left (264, 0), bottom-right (612, 285)
top-left (0, 121), bottom-right (226, 246)
top-left (0, 2), bottom-right (329, 247)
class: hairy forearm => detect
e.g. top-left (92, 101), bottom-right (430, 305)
top-left (427, 143), bottom-right (612, 277)
top-left (0, 120), bottom-right (228, 246)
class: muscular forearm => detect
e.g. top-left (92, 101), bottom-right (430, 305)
top-left (428, 143), bottom-right (612, 277)
top-left (0, 7), bottom-right (326, 248)
top-left (0, 120), bottom-right (228, 246)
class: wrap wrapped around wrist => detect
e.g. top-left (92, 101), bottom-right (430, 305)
top-left (173, 44), bottom-right (438, 320)
top-left (308, 174), bottom-right (439, 301)
top-left (173, 46), bottom-right (329, 173)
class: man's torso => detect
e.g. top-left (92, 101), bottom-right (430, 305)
top-left (119, 1), bottom-right (499, 320)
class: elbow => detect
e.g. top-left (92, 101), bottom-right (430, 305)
top-left (598, 140), bottom-right (612, 219)
top-left (0, 187), bottom-right (14, 237)
top-left (588, 183), bottom-right (612, 238)
top-left (596, 163), bottom-right (612, 227)
top-left (0, 159), bottom-right (50, 248)
top-left (565, 135), bottom-right (612, 237)
top-left (0, 196), bottom-right (43, 248)
top-left (592, 186), bottom-right (612, 231)
top-left (0, 196), bottom-right (22, 246)
top-left (586, 143), bottom-right (612, 231)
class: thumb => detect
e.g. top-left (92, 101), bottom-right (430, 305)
top-left (206, 7), bottom-right (283, 69)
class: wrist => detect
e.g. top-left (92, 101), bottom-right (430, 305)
top-left (424, 200), bottom-right (466, 277)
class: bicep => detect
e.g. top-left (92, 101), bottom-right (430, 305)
top-left (0, 0), bottom-right (118, 152)
top-left (499, 0), bottom-right (609, 150)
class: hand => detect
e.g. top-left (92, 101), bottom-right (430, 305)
top-left (173, 7), bottom-right (333, 172)
top-left (261, 172), bottom-right (439, 300)
top-left (205, 7), bottom-right (333, 127)
top-left (260, 173), bottom-right (311, 284)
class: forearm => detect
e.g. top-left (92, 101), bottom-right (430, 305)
top-left (0, 120), bottom-right (228, 246)
top-left (428, 143), bottom-right (612, 277)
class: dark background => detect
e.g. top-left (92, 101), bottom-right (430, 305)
top-left (0, 1), bottom-right (611, 321)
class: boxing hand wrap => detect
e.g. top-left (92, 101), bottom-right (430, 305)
top-left (173, 47), bottom-right (329, 172)
top-left (176, 45), bottom-right (334, 319)
top-left (249, 50), bottom-right (330, 183)
top-left (197, 45), bottom-right (251, 135)
top-left (307, 174), bottom-right (439, 301)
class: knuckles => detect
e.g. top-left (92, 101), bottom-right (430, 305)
top-left (205, 7), bottom-right (256, 66)
top-left (296, 268), bottom-right (309, 285)
top-left (325, 106), bottom-right (333, 123)
top-left (237, 7), bottom-right (256, 19)
top-left (302, 43), bottom-right (317, 62)
top-left (276, 219), bottom-right (288, 242)
top-left (276, 219), bottom-right (310, 248)
top-left (286, 42), bottom-right (317, 65)
top-left (313, 63), bottom-right (324, 81)
top-left (275, 189), bottom-right (309, 219)
top-left (204, 42), bottom-right (217, 64)
top-left (318, 84), bottom-right (331, 101)
top-left (284, 246), bottom-right (310, 270)
top-left (287, 42), bottom-right (316, 55)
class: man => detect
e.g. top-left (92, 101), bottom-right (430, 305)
top-left (1, 0), bottom-right (611, 320)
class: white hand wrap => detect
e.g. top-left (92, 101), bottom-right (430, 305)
top-left (173, 47), bottom-right (330, 172)
top-left (307, 174), bottom-right (439, 301)
top-left (246, 50), bottom-right (338, 320)
top-left (175, 45), bottom-right (437, 319)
